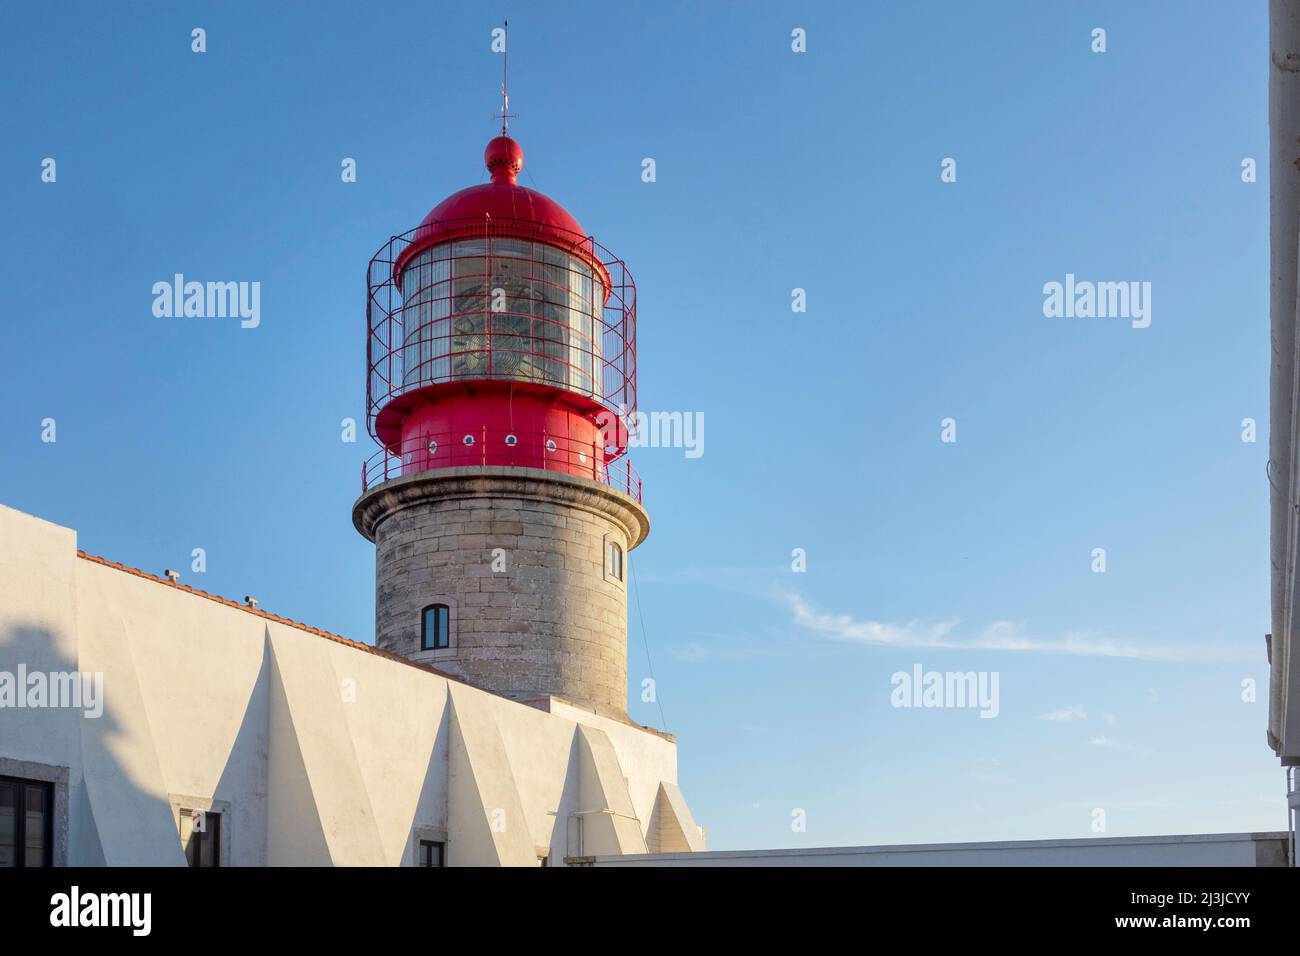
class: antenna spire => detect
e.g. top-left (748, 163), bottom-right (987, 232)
top-left (498, 19), bottom-right (511, 135)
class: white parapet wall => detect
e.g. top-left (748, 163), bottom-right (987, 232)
top-left (584, 832), bottom-right (1291, 867)
top-left (0, 503), bottom-right (701, 866)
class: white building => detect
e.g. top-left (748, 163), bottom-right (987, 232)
top-left (0, 503), bottom-right (704, 866)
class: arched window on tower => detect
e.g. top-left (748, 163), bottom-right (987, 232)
top-left (606, 542), bottom-right (624, 582)
top-left (422, 604), bottom-right (450, 650)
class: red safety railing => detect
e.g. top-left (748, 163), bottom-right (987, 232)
top-left (365, 218), bottom-right (636, 441)
top-left (360, 428), bottom-right (642, 502)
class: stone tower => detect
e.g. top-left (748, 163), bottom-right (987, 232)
top-left (352, 134), bottom-right (647, 722)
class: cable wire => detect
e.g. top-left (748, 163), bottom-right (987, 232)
top-left (630, 556), bottom-right (668, 732)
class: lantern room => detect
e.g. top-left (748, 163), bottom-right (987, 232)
top-left (362, 135), bottom-right (639, 499)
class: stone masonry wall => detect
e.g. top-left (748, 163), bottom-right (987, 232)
top-left (354, 468), bottom-right (649, 721)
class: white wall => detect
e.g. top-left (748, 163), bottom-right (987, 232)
top-left (0, 504), bottom-right (696, 866)
top-left (0, 507), bottom-right (85, 864)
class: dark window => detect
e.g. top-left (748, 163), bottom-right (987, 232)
top-left (422, 604), bottom-right (450, 650)
top-left (607, 542), bottom-right (624, 581)
top-left (418, 840), bottom-right (445, 867)
top-left (181, 809), bottom-right (220, 867)
top-left (0, 776), bottom-right (54, 867)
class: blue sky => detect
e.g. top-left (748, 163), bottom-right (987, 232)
top-left (0, 1), bottom-right (1282, 850)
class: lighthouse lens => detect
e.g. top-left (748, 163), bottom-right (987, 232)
top-left (398, 239), bottom-right (605, 399)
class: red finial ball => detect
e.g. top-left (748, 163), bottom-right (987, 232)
top-left (485, 136), bottom-right (524, 184)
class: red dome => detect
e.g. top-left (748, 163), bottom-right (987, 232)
top-left (419, 180), bottom-right (586, 239)
top-left (393, 135), bottom-right (606, 285)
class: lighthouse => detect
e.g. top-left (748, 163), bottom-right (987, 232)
top-left (352, 125), bottom-right (647, 722)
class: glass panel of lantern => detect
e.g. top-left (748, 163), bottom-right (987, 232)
top-left (428, 253), bottom-right (451, 382)
top-left (451, 239), bottom-right (488, 378)
top-left (400, 245), bottom-right (451, 388)
top-left (569, 262), bottom-right (593, 396)
top-left (489, 240), bottom-right (533, 379)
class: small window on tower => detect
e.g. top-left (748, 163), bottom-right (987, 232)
top-left (422, 604), bottom-right (450, 650)
top-left (607, 542), bottom-right (624, 582)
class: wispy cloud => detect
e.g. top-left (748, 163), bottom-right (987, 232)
top-left (1037, 705), bottom-right (1088, 722)
top-left (785, 592), bottom-right (1248, 663)
top-left (1088, 735), bottom-right (1141, 752)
